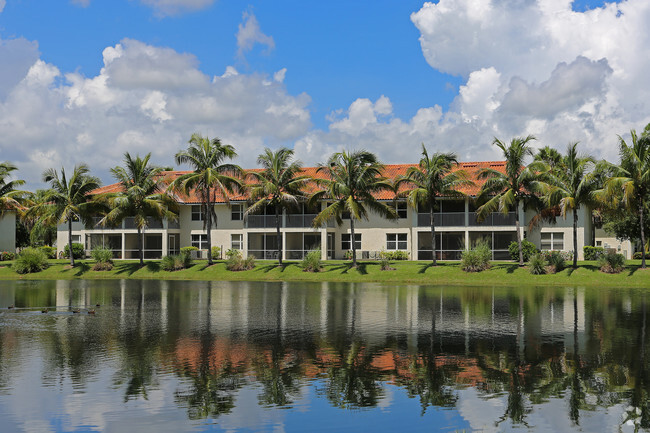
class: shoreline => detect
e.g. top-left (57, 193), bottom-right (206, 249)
top-left (1, 259), bottom-right (649, 288)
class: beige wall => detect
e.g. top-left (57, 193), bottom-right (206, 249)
top-left (525, 206), bottom-right (591, 260)
top-left (0, 212), bottom-right (16, 252)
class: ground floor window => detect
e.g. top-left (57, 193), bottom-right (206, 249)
top-left (341, 233), bottom-right (361, 250)
top-left (191, 234), bottom-right (208, 250)
top-left (541, 232), bottom-right (564, 250)
top-left (387, 233), bottom-right (407, 250)
top-left (231, 234), bottom-right (243, 250)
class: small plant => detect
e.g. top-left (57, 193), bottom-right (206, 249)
top-left (180, 246), bottom-right (198, 259)
top-left (161, 254), bottom-right (191, 271)
top-left (0, 251), bottom-right (15, 261)
top-left (301, 249), bottom-right (322, 272)
top-left (379, 251), bottom-right (395, 271)
top-left (528, 253), bottom-right (547, 275)
top-left (12, 247), bottom-right (49, 274)
top-left (382, 250), bottom-right (409, 260)
top-left (225, 249), bottom-right (255, 271)
top-left (343, 250), bottom-right (353, 260)
top-left (584, 246), bottom-right (605, 261)
top-left (91, 247), bottom-right (113, 271)
top-left (508, 240), bottom-right (538, 262)
top-left (63, 243), bottom-right (85, 259)
top-left (598, 251), bottom-right (625, 273)
top-left (39, 245), bottom-right (56, 259)
top-left (211, 246), bottom-right (221, 261)
top-left (633, 251), bottom-right (647, 260)
top-left (461, 241), bottom-right (491, 272)
top-left (543, 251), bottom-right (566, 273)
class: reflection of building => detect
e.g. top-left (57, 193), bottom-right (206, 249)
top-left (56, 162), bottom-right (627, 260)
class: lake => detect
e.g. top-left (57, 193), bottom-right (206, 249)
top-left (0, 280), bottom-right (648, 432)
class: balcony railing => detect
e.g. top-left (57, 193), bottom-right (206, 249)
top-left (247, 215), bottom-right (277, 228)
top-left (469, 212), bottom-right (516, 226)
top-left (417, 212), bottom-right (465, 227)
top-left (286, 214), bottom-right (317, 228)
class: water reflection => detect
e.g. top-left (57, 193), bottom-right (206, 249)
top-left (0, 280), bottom-right (649, 432)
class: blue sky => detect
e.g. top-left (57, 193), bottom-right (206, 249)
top-left (0, 0), bottom-right (646, 188)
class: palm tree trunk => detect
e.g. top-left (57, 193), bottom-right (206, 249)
top-left (641, 202), bottom-right (646, 269)
top-left (573, 208), bottom-right (578, 268)
top-left (275, 206), bottom-right (282, 266)
top-left (68, 219), bottom-right (75, 267)
top-left (430, 204), bottom-right (437, 266)
top-left (206, 189), bottom-right (213, 266)
top-left (138, 226), bottom-right (143, 266)
top-left (515, 199), bottom-right (524, 266)
top-left (350, 218), bottom-right (357, 268)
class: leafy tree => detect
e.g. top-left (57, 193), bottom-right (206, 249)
top-left (36, 165), bottom-right (101, 266)
top-left (600, 129), bottom-right (650, 268)
top-left (171, 134), bottom-right (242, 266)
top-left (543, 143), bottom-right (598, 267)
top-left (395, 145), bottom-right (473, 265)
top-left (246, 148), bottom-right (310, 266)
top-left (99, 153), bottom-right (177, 266)
top-left (477, 136), bottom-right (544, 266)
top-left (309, 150), bottom-right (397, 267)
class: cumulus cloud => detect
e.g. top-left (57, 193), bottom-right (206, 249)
top-left (139, 0), bottom-right (215, 17)
top-left (0, 37), bottom-right (40, 100)
top-left (0, 0), bottom-right (5, 13)
top-left (236, 11), bottom-right (275, 59)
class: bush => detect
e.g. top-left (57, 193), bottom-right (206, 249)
top-left (0, 251), bottom-right (15, 261)
top-left (301, 249), bottom-right (322, 272)
top-left (598, 251), bottom-right (625, 273)
top-left (161, 254), bottom-right (191, 271)
top-left (211, 246), bottom-right (221, 260)
top-left (39, 246), bottom-right (56, 259)
top-left (343, 250), bottom-right (353, 260)
top-left (379, 251), bottom-right (395, 271)
top-left (528, 253), bottom-right (547, 275)
top-left (13, 247), bottom-right (49, 274)
top-left (382, 250), bottom-right (409, 260)
top-left (180, 246), bottom-right (198, 258)
top-left (91, 247), bottom-right (113, 271)
top-left (543, 251), bottom-right (566, 273)
top-left (225, 249), bottom-right (255, 271)
top-left (461, 242), bottom-right (491, 272)
top-left (633, 251), bottom-right (647, 260)
top-left (584, 246), bottom-right (605, 261)
top-left (508, 240), bottom-right (538, 262)
top-left (63, 243), bottom-right (85, 259)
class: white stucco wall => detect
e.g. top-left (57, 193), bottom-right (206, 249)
top-left (0, 212), bottom-right (16, 252)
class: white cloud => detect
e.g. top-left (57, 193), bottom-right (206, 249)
top-left (0, 0), bottom-right (6, 13)
top-left (139, 0), bottom-right (214, 17)
top-left (236, 11), bottom-right (275, 59)
top-left (0, 36), bottom-right (40, 99)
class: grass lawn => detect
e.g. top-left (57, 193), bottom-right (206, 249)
top-left (1, 258), bottom-right (649, 287)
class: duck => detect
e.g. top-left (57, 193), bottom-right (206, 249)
top-left (8, 305), bottom-right (14, 309)
top-left (95, 303), bottom-right (101, 307)
top-left (72, 308), bottom-right (81, 314)
top-left (87, 309), bottom-right (96, 315)
top-left (41, 308), bottom-right (48, 313)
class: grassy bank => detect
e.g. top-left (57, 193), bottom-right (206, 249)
top-left (0, 259), bottom-right (649, 287)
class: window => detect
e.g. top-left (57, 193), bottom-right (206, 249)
top-left (191, 205), bottom-right (203, 221)
top-left (231, 234), bottom-right (243, 250)
top-left (341, 233), bottom-right (361, 250)
top-left (231, 204), bottom-right (243, 221)
top-left (191, 234), bottom-right (208, 250)
top-left (387, 233), bottom-right (407, 250)
top-left (541, 232), bottom-right (564, 250)
top-left (396, 202), bottom-right (407, 219)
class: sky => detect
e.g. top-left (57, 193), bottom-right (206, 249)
top-left (0, 0), bottom-right (648, 190)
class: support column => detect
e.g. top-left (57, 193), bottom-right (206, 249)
top-left (242, 231), bottom-right (248, 257)
top-left (121, 232), bottom-right (125, 260)
top-left (321, 230), bottom-right (328, 261)
top-left (161, 231), bottom-right (168, 257)
top-left (282, 231), bottom-right (287, 261)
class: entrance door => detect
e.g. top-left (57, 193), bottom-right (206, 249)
top-left (168, 235), bottom-right (176, 256)
top-left (327, 233), bottom-right (335, 259)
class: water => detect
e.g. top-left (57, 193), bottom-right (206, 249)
top-left (0, 280), bottom-right (648, 432)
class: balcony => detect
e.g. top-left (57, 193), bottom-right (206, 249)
top-left (286, 214), bottom-right (317, 228)
top-left (469, 212), bottom-right (516, 226)
top-left (417, 212), bottom-right (465, 227)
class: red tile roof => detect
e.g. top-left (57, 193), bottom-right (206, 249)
top-left (90, 161), bottom-right (507, 203)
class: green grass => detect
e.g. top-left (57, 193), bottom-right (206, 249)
top-left (0, 259), bottom-right (649, 287)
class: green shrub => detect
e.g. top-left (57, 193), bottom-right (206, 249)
top-left (343, 250), bottom-right (353, 260)
top-left (211, 246), bottom-right (221, 260)
top-left (461, 242), bottom-right (491, 272)
top-left (598, 251), bottom-right (625, 273)
top-left (180, 246), bottom-right (198, 258)
top-left (508, 240), bottom-right (538, 262)
top-left (13, 248), bottom-right (49, 274)
top-left (161, 254), bottom-right (190, 271)
top-left (543, 251), bottom-right (566, 273)
top-left (633, 251), bottom-right (647, 260)
top-left (90, 247), bottom-right (113, 271)
top-left (0, 251), bottom-right (15, 261)
top-left (379, 251), bottom-right (395, 271)
top-left (382, 250), bottom-right (409, 260)
top-left (301, 249), bottom-right (322, 272)
top-left (179, 246), bottom-right (197, 266)
top-left (39, 245), bottom-right (56, 259)
top-left (225, 249), bottom-right (255, 271)
top-left (528, 253), bottom-right (547, 275)
top-left (63, 243), bottom-right (85, 259)
top-left (584, 246), bottom-right (605, 261)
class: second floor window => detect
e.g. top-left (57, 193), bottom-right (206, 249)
top-left (191, 205), bottom-right (203, 221)
top-left (231, 204), bottom-right (243, 221)
top-left (396, 202), bottom-right (408, 219)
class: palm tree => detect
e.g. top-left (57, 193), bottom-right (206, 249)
top-left (601, 130), bottom-right (650, 268)
top-left (36, 165), bottom-right (101, 266)
top-left (309, 150), bottom-right (397, 267)
top-left (0, 162), bottom-right (27, 217)
top-left (543, 143), bottom-right (598, 267)
top-left (100, 152), bottom-right (177, 266)
top-left (477, 135), bottom-right (543, 266)
top-left (395, 145), bottom-right (473, 265)
top-left (171, 134), bottom-right (242, 266)
top-left (245, 148), bottom-right (311, 266)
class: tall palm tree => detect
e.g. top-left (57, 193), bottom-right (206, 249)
top-left (100, 152), bottom-right (177, 266)
top-left (245, 148), bottom-right (311, 266)
top-left (309, 150), bottom-right (397, 267)
top-left (601, 130), bottom-right (650, 268)
top-left (477, 135), bottom-right (543, 266)
top-left (394, 144), bottom-right (473, 265)
top-left (0, 162), bottom-right (27, 217)
top-left (543, 143), bottom-right (598, 267)
top-left (170, 133), bottom-right (242, 266)
top-left (36, 165), bottom-right (101, 266)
